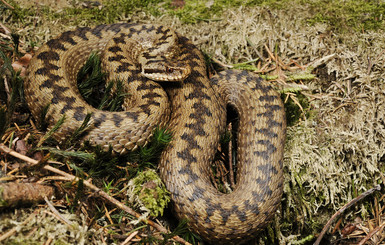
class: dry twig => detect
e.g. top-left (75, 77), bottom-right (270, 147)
top-left (0, 0), bottom-right (14, 9)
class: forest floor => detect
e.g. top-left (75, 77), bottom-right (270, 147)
top-left (1, 0), bottom-right (385, 244)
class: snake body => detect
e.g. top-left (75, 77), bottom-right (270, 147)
top-left (25, 23), bottom-right (286, 244)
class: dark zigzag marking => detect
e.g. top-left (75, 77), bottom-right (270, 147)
top-left (137, 83), bottom-right (161, 91)
top-left (178, 165), bottom-right (199, 185)
top-left (108, 54), bottom-right (125, 62)
top-left (108, 46), bottom-right (122, 53)
top-left (93, 114), bottom-right (106, 128)
top-left (255, 128), bottom-right (278, 138)
top-left (37, 51), bottom-right (60, 61)
top-left (232, 205), bottom-right (247, 222)
top-left (180, 132), bottom-right (201, 150)
top-left (141, 92), bottom-right (162, 99)
top-left (112, 114), bottom-right (123, 127)
top-left (116, 62), bottom-right (134, 73)
top-left (73, 26), bottom-right (91, 41)
top-left (259, 95), bottom-right (278, 102)
top-left (188, 186), bottom-right (205, 202)
top-left (60, 31), bottom-right (78, 46)
top-left (176, 148), bottom-right (197, 162)
top-left (125, 111), bottom-right (139, 122)
top-left (35, 64), bottom-right (60, 76)
top-left (243, 199), bottom-right (260, 216)
top-left (46, 39), bottom-right (66, 51)
top-left (73, 106), bottom-right (87, 121)
top-left (40, 74), bottom-right (64, 90)
top-left (253, 139), bottom-right (277, 160)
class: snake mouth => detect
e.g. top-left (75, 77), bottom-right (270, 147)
top-left (141, 65), bottom-right (190, 82)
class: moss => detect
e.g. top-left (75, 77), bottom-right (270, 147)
top-left (129, 170), bottom-right (170, 217)
top-left (63, 0), bottom-right (165, 25)
top-left (281, 92), bottom-right (311, 127)
top-left (170, 0), bottom-right (384, 31)
top-left (306, 0), bottom-right (385, 32)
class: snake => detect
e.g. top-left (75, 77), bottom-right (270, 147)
top-left (25, 23), bottom-right (286, 244)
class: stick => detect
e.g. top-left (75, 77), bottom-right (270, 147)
top-left (0, 0), bottom-right (14, 9)
top-left (314, 184), bottom-right (382, 245)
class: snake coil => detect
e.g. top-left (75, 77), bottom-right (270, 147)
top-left (25, 23), bottom-right (286, 244)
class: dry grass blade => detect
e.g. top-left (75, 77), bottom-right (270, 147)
top-left (44, 196), bottom-right (73, 227)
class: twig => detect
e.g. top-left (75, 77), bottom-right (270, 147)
top-left (211, 57), bottom-right (233, 68)
top-left (0, 143), bottom-right (190, 245)
top-left (227, 123), bottom-right (235, 189)
top-left (264, 44), bottom-right (277, 62)
top-left (120, 231), bottom-right (139, 245)
top-left (0, 0), bottom-right (14, 9)
top-left (367, 49), bottom-right (385, 75)
top-left (314, 184), bottom-right (382, 245)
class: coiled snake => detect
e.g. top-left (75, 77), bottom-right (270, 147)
top-left (25, 23), bottom-right (286, 244)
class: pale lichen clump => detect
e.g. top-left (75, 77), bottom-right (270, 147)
top-left (0, 208), bottom-right (103, 244)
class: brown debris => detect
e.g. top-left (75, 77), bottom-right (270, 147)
top-left (0, 182), bottom-right (55, 208)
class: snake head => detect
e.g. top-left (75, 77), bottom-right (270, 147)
top-left (141, 61), bottom-right (191, 82)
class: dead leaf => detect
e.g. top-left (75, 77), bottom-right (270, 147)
top-left (171, 0), bottom-right (185, 9)
top-left (11, 53), bottom-right (32, 77)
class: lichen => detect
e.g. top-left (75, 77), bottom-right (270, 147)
top-left (0, 208), bottom-right (103, 244)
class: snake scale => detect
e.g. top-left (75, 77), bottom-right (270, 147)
top-left (25, 23), bottom-right (286, 244)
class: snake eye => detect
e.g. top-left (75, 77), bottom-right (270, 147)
top-left (166, 67), bottom-right (174, 73)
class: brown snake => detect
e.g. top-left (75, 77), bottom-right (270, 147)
top-left (25, 23), bottom-right (286, 244)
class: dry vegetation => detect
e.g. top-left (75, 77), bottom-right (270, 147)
top-left (1, 0), bottom-right (385, 244)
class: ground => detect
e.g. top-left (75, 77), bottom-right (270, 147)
top-left (1, 0), bottom-right (385, 244)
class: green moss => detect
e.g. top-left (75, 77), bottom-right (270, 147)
top-left (306, 0), bottom-right (385, 32)
top-left (169, 0), bottom-right (284, 23)
top-left (281, 92), bottom-right (311, 127)
top-left (130, 170), bottom-right (170, 217)
top-left (170, 0), bottom-right (384, 31)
